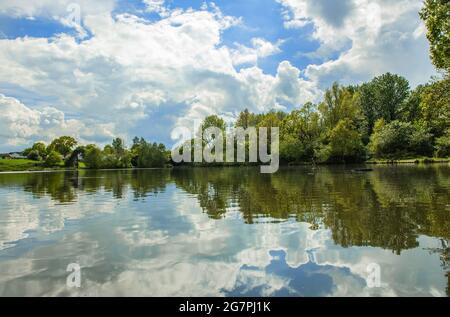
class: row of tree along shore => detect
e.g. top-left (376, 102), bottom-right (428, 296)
top-left (1, 0), bottom-right (448, 172)
top-left (2, 71), bottom-right (447, 171)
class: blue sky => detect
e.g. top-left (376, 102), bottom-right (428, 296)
top-left (0, 0), bottom-right (436, 151)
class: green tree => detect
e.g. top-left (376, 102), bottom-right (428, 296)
top-left (399, 85), bottom-right (426, 123)
top-left (48, 136), bottom-right (78, 157)
top-left (435, 129), bottom-right (450, 157)
top-left (369, 120), bottom-right (433, 158)
top-left (27, 150), bottom-right (41, 161)
top-left (420, 0), bottom-right (450, 71)
top-left (326, 119), bottom-right (365, 162)
top-left (23, 142), bottom-right (47, 159)
top-left (83, 144), bottom-right (103, 169)
top-left (419, 77), bottom-right (450, 139)
top-left (136, 142), bottom-right (167, 168)
top-left (358, 73), bottom-right (410, 133)
top-left (44, 151), bottom-right (63, 167)
top-left (112, 138), bottom-right (126, 155)
top-left (280, 102), bottom-right (321, 163)
top-left (319, 83), bottom-right (358, 129)
top-left (104, 138), bottom-right (131, 168)
top-left (65, 146), bottom-right (85, 168)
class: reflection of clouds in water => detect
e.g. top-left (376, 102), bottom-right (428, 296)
top-left (0, 191), bottom-right (40, 250)
top-left (227, 250), bottom-right (368, 297)
top-left (0, 169), bottom-right (447, 297)
top-left (0, 231), bottom-right (102, 296)
top-left (0, 187), bottom-right (118, 250)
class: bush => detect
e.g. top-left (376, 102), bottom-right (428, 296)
top-left (435, 133), bottom-right (450, 158)
top-left (136, 142), bottom-right (167, 168)
top-left (369, 120), bottom-right (433, 158)
top-left (44, 151), bottom-right (63, 167)
top-left (326, 119), bottom-right (366, 162)
top-left (27, 150), bottom-right (41, 161)
top-left (83, 145), bottom-right (103, 169)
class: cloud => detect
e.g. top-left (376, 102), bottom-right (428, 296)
top-left (278, 0), bottom-right (436, 87)
top-left (0, 0), bottom-right (436, 151)
top-left (231, 38), bottom-right (283, 66)
top-left (0, 0), bottom-right (115, 19)
top-left (0, 4), bottom-right (320, 150)
top-left (0, 94), bottom-right (115, 148)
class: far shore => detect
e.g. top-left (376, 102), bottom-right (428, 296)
top-left (0, 157), bottom-right (448, 173)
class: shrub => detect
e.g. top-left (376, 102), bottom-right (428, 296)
top-left (435, 132), bottom-right (450, 158)
top-left (44, 151), bottom-right (63, 167)
top-left (326, 119), bottom-right (366, 162)
top-left (83, 145), bottom-right (103, 169)
top-left (27, 150), bottom-right (41, 161)
top-left (369, 120), bottom-right (433, 158)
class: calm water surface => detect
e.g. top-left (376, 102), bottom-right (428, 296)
top-left (0, 166), bottom-right (448, 297)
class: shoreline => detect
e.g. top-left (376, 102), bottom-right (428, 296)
top-left (0, 158), bottom-right (448, 174)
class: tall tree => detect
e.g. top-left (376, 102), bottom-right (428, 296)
top-left (420, 0), bottom-right (450, 72)
top-left (48, 136), bottom-right (77, 157)
top-left (419, 77), bottom-right (450, 138)
top-left (358, 73), bottom-right (410, 133)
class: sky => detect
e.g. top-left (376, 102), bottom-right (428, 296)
top-left (0, 0), bottom-right (437, 152)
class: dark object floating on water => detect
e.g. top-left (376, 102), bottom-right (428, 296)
top-left (352, 168), bottom-right (374, 172)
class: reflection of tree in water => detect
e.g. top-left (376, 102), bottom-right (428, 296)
top-left (0, 169), bottom-right (171, 204)
top-left (1, 165), bottom-right (449, 293)
top-left (171, 166), bottom-right (450, 256)
top-left (6, 172), bottom-right (78, 204)
top-left (171, 168), bottom-right (241, 219)
top-left (425, 238), bottom-right (449, 297)
top-left (2, 165), bottom-right (448, 255)
top-left (171, 165), bottom-right (449, 296)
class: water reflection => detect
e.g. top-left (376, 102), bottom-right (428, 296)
top-left (0, 165), bottom-right (448, 296)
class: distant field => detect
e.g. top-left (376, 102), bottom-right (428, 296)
top-left (0, 159), bottom-right (44, 171)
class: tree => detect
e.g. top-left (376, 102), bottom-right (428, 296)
top-left (399, 85), bottom-right (426, 123)
top-left (327, 119), bottom-right (365, 162)
top-left (23, 142), bottom-right (47, 159)
top-left (419, 77), bottom-right (450, 139)
top-left (103, 138), bottom-right (131, 168)
top-left (65, 146), bottom-right (85, 168)
top-left (136, 142), bottom-right (167, 168)
top-left (48, 136), bottom-right (78, 157)
top-left (199, 115), bottom-right (227, 161)
top-left (434, 129), bottom-right (450, 157)
top-left (112, 138), bottom-right (126, 155)
top-left (44, 151), bottom-right (63, 167)
top-left (83, 145), bottom-right (103, 169)
top-left (420, 0), bottom-right (450, 72)
top-left (319, 83), bottom-right (356, 129)
top-left (32, 142), bottom-right (47, 158)
top-left (369, 120), bottom-right (433, 158)
top-left (200, 115), bottom-right (227, 138)
top-left (359, 73), bottom-right (410, 133)
top-left (27, 150), bottom-right (41, 161)
top-left (280, 103), bottom-right (321, 162)
top-left (236, 109), bottom-right (263, 128)
top-left (131, 137), bottom-right (146, 166)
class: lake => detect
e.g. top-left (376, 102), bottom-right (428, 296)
top-left (0, 165), bottom-right (448, 297)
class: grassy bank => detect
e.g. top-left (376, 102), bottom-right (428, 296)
top-left (366, 157), bottom-right (450, 165)
top-left (0, 159), bottom-right (67, 172)
top-left (1, 157), bottom-right (448, 172)
top-left (0, 159), bottom-right (45, 171)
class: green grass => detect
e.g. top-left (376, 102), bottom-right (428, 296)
top-left (366, 157), bottom-right (449, 164)
top-left (0, 159), bottom-right (45, 171)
